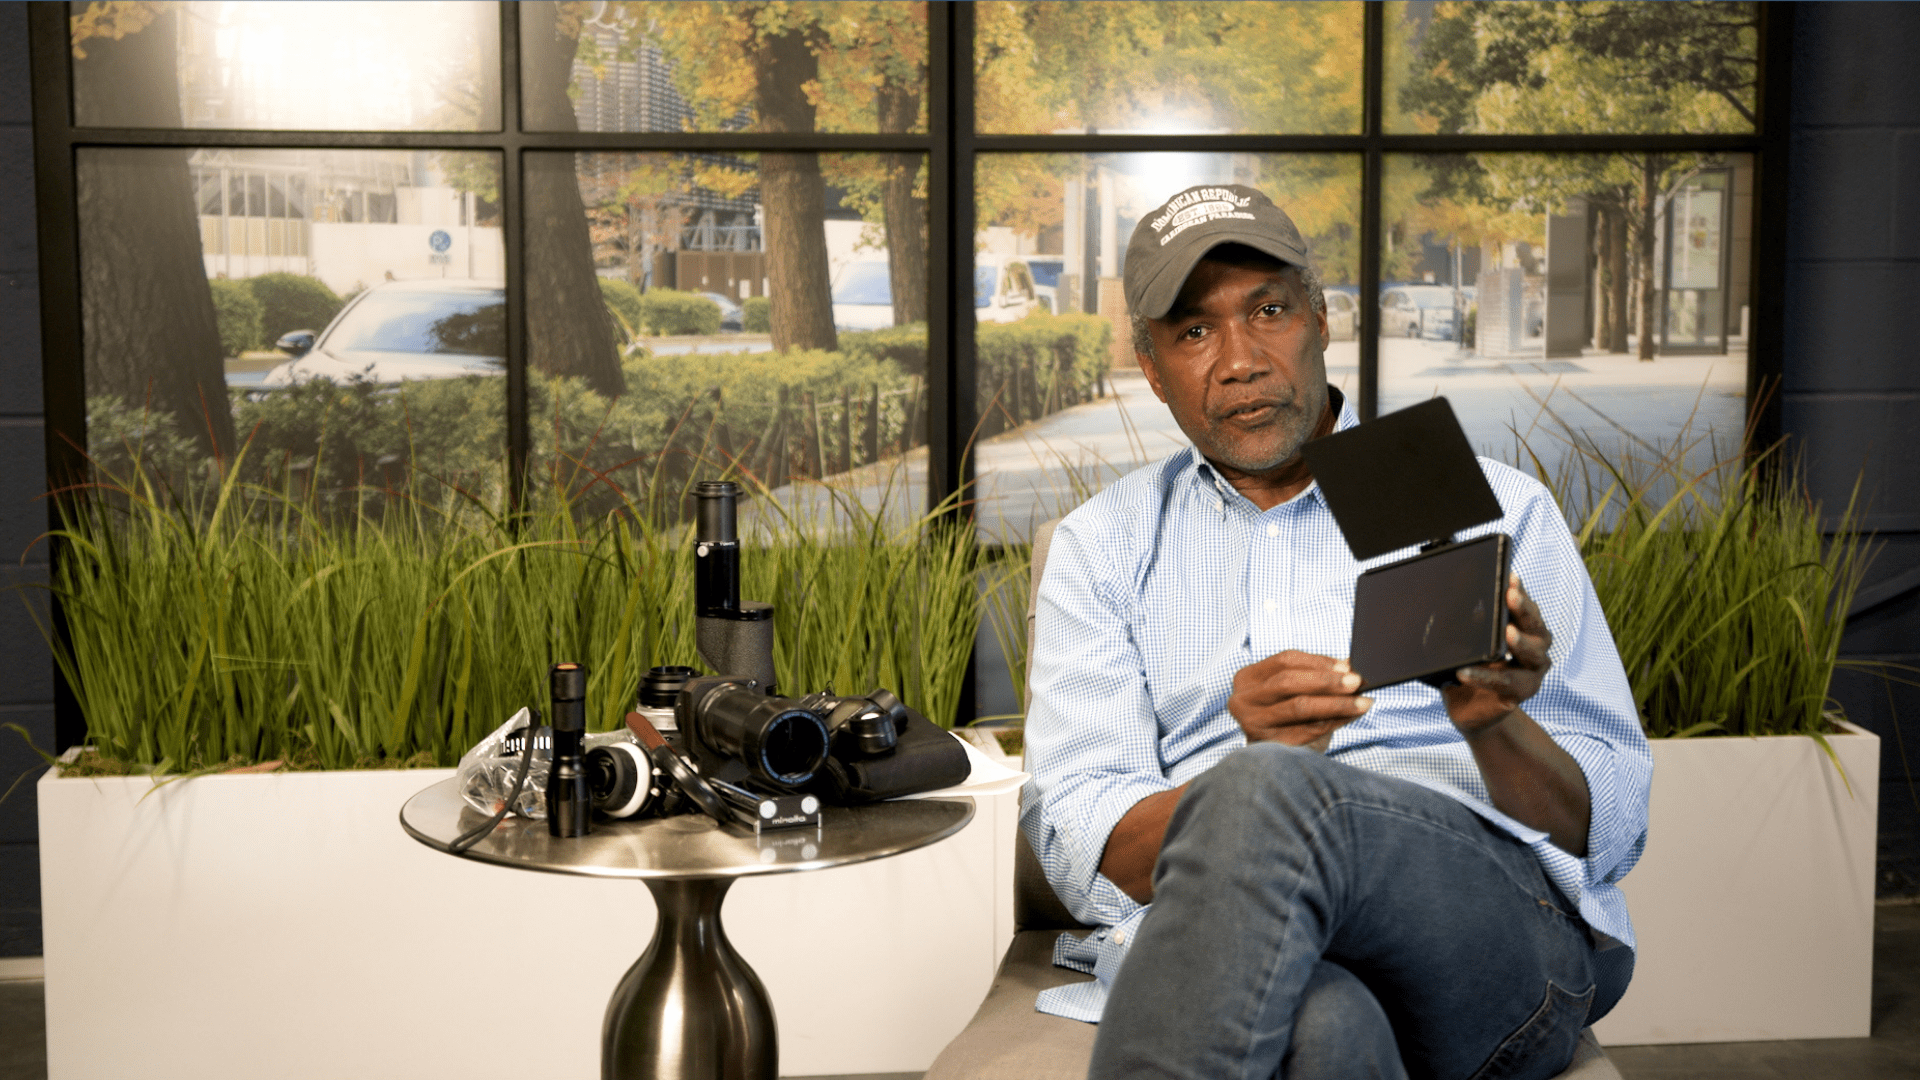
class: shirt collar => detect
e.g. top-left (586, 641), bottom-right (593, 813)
top-left (1184, 384), bottom-right (1358, 513)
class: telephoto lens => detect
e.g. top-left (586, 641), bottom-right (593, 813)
top-left (680, 676), bottom-right (831, 789)
top-left (546, 662), bottom-right (593, 837)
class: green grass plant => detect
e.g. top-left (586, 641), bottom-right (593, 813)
top-left (1527, 432), bottom-right (1870, 741)
top-left (33, 440), bottom-right (984, 774)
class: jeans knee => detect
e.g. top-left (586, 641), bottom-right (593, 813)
top-left (1287, 961), bottom-right (1406, 1080)
top-left (1191, 741), bottom-right (1344, 807)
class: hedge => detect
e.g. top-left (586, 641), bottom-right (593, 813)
top-left (637, 289), bottom-right (722, 336)
top-left (974, 313), bottom-right (1112, 437)
top-left (743, 295), bottom-right (771, 333)
top-left (210, 279), bottom-right (265, 357)
top-left (248, 273), bottom-right (345, 344)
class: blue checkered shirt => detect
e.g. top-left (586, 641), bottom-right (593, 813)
top-left (1019, 394), bottom-right (1652, 1022)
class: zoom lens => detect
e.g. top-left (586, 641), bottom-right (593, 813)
top-left (694, 682), bottom-right (830, 788)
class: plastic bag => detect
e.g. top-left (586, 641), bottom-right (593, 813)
top-left (456, 708), bottom-right (550, 820)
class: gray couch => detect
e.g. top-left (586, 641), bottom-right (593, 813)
top-left (924, 521), bottom-right (1620, 1080)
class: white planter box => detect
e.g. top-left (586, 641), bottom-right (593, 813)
top-left (39, 766), bottom-right (1018, 1080)
top-left (1592, 721), bottom-right (1880, 1046)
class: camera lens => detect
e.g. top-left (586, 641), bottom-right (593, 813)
top-left (696, 682), bottom-right (830, 788)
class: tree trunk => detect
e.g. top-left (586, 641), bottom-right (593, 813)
top-left (1593, 204), bottom-right (1614, 351)
top-left (749, 20), bottom-right (837, 353)
top-left (523, 3), bottom-right (625, 396)
top-left (1636, 156), bottom-right (1663, 362)
top-left (74, 11), bottom-right (235, 462)
top-left (877, 81), bottom-right (928, 326)
top-left (1605, 200), bottom-right (1630, 353)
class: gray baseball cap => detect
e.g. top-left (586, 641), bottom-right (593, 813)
top-left (1123, 184), bottom-right (1311, 320)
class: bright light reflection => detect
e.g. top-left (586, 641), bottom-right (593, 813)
top-left (197, 1), bottom-right (496, 130)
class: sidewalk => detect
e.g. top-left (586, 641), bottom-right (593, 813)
top-left (752, 337), bottom-right (1743, 542)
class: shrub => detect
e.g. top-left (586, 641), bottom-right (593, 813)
top-left (975, 313), bottom-right (1112, 435)
top-left (209, 278), bottom-right (265, 357)
top-left (742, 295), bottom-right (771, 333)
top-left (842, 323), bottom-right (929, 381)
top-left (247, 273), bottom-right (344, 344)
top-left (599, 277), bottom-right (645, 342)
top-left (638, 289), bottom-right (722, 336)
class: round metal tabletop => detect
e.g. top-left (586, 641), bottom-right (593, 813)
top-left (399, 777), bottom-right (974, 880)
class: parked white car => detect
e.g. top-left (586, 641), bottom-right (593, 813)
top-left (975, 255), bottom-right (1039, 324)
top-left (262, 280), bottom-right (504, 387)
top-left (830, 260), bottom-right (896, 332)
top-left (830, 255), bottom-right (1042, 332)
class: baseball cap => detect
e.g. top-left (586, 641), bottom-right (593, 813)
top-left (1123, 184), bottom-right (1311, 320)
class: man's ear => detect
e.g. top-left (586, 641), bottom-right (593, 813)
top-left (1136, 351), bottom-right (1169, 403)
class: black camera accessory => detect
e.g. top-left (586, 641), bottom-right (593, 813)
top-left (693, 481), bottom-right (778, 692)
top-left (709, 778), bottom-right (822, 832)
top-left (807, 703), bottom-right (972, 805)
top-left (1350, 533), bottom-right (1512, 692)
top-left (1300, 397), bottom-right (1504, 562)
top-left (806, 688), bottom-right (908, 759)
top-left (546, 663), bottom-right (593, 838)
top-left (677, 676), bottom-right (832, 789)
top-left (1299, 397), bottom-right (1511, 692)
top-left (626, 710), bottom-right (730, 824)
top-left (586, 740), bottom-right (660, 820)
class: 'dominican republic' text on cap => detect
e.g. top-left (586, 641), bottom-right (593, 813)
top-left (1123, 184), bottom-right (1312, 320)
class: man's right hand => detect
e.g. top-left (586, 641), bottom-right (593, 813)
top-left (1229, 650), bottom-right (1372, 752)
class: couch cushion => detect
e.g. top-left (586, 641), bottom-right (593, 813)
top-left (922, 930), bottom-right (1098, 1080)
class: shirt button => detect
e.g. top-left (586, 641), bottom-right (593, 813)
top-left (1114, 929), bottom-right (1128, 945)
top-left (1266, 523), bottom-right (1280, 538)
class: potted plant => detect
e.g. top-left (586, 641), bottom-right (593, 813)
top-left (1558, 439), bottom-right (1878, 1045)
top-left (29, 455), bottom-right (1009, 1080)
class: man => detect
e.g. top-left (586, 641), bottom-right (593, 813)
top-left (1020, 184), bottom-right (1651, 1080)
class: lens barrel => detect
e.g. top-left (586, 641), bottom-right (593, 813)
top-left (691, 681), bottom-right (830, 788)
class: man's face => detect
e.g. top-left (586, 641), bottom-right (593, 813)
top-left (1139, 254), bottom-right (1330, 479)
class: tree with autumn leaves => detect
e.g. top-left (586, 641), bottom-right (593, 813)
top-left (554, 1), bottom-right (931, 352)
top-left (1396, 0), bottom-right (1757, 359)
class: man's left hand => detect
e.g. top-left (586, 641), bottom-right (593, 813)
top-left (1442, 574), bottom-right (1551, 737)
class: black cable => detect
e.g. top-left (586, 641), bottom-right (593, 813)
top-left (448, 710), bottom-right (542, 855)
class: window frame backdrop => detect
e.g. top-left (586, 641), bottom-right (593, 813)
top-left (29, 2), bottom-right (1794, 741)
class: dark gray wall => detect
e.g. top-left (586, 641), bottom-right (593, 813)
top-left (0, 0), bottom-right (52, 957)
top-left (0, 2), bottom-right (1918, 956)
top-left (1789, 3), bottom-right (1920, 896)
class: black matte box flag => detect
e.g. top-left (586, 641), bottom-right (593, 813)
top-left (1300, 397), bottom-right (1504, 560)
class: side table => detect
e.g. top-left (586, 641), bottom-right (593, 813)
top-left (400, 778), bottom-right (973, 1080)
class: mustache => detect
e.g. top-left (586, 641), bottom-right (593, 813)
top-left (1209, 394), bottom-right (1296, 422)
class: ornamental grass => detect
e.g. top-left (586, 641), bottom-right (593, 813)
top-left (32, 442), bottom-right (983, 774)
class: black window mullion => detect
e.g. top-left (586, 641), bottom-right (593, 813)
top-left (29, 3), bottom-right (86, 753)
top-left (1359, 0), bottom-right (1384, 421)
top-left (928, 0), bottom-right (970, 522)
top-left (501, 0), bottom-right (528, 510)
top-left (1748, 0), bottom-right (1794, 459)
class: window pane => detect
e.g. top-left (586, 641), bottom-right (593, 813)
top-left (520, 2), bottom-right (928, 134)
top-left (1377, 152), bottom-right (1753, 485)
top-left (525, 151), bottom-right (929, 521)
top-left (976, 2), bottom-right (1363, 135)
top-left (1385, 1), bottom-right (1758, 135)
top-left (972, 152), bottom-right (1361, 543)
top-left (77, 148), bottom-right (507, 508)
top-left (70, 2), bottom-right (502, 131)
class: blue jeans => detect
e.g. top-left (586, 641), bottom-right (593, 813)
top-left (1088, 743), bottom-right (1628, 1080)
